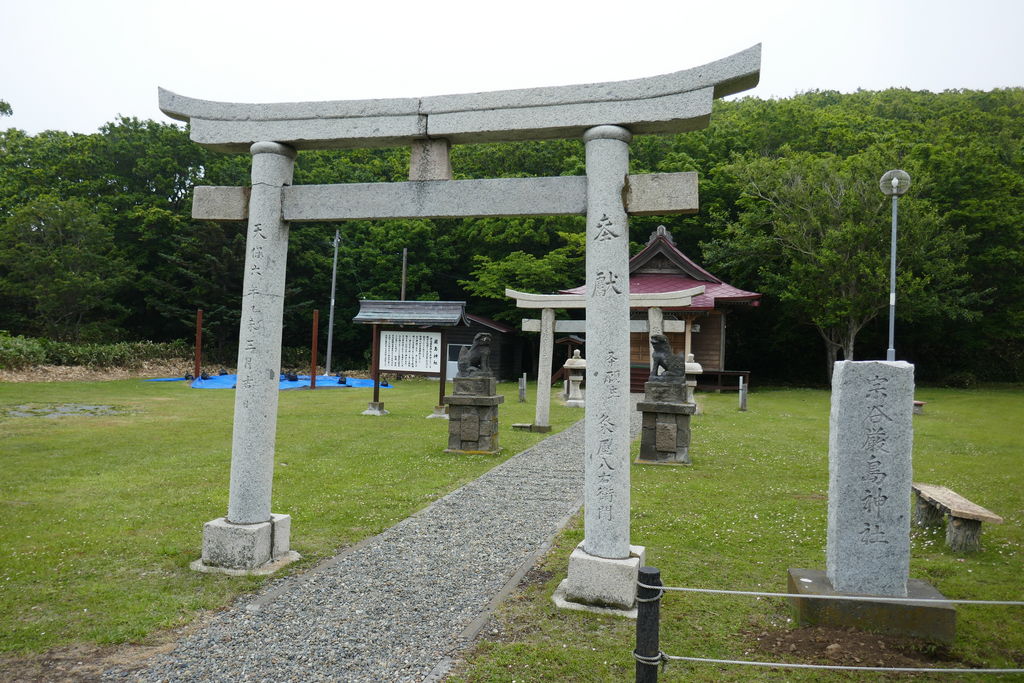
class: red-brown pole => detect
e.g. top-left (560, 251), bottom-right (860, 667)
top-left (438, 329), bottom-right (447, 408)
top-left (372, 324), bottom-right (381, 403)
top-left (310, 309), bottom-right (319, 390)
top-left (193, 309), bottom-right (203, 379)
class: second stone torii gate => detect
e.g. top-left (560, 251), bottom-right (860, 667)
top-left (159, 45), bottom-right (761, 604)
top-left (506, 288), bottom-right (703, 432)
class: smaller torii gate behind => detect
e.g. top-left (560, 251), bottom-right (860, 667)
top-left (506, 287), bottom-right (703, 432)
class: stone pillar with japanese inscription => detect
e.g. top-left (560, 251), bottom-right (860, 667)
top-left (826, 360), bottom-right (914, 596)
top-left (195, 141), bottom-right (298, 574)
top-left (561, 125), bottom-right (645, 611)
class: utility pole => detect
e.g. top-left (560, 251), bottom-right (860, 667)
top-left (325, 230), bottom-right (340, 376)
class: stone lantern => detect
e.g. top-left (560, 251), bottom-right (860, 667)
top-left (563, 350), bottom-right (586, 408)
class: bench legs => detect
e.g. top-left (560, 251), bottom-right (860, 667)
top-left (913, 492), bottom-right (945, 527)
top-left (946, 517), bottom-right (983, 553)
top-left (913, 492), bottom-right (984, 552)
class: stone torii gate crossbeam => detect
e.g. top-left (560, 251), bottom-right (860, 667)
top-left (162, 45), bottom-right (760, 592)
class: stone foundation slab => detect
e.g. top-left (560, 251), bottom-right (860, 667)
top-left (787, 568), bottom-right (956, 644)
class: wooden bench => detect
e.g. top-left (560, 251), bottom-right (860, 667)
top-left (912, 482), bottom-right (1003, 552)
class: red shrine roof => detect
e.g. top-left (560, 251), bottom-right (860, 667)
top-left (560, 225), bottom-right (760, 311)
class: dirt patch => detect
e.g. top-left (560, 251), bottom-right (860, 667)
top-left (0, 614), bottom-right (217, 683)
top-left (0, 361), bottom-right (196, 384)
top-left (746, 625), bottom-right (970, 672)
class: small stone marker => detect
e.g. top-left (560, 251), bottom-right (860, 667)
top-left (826, 360), bottom-right (914, 597)
top-left (518, 373), bottom-right (527, 402)
top-left (738, 376), bottom-right (748, 411)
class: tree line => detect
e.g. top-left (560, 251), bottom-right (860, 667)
top-left (0, 88), bottom-right (1021, 384)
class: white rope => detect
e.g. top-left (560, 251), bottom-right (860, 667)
top-left (662, 653), bottom-right (1023, 674)
top-left (637, 582), bottom-right (1024, 606)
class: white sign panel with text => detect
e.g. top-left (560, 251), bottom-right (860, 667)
top-left (380, 330), bottom-right (443, 373)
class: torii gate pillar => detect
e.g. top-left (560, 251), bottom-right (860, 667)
top-left (193, 142), bottom-right (300, 574)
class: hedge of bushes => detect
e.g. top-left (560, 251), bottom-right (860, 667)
top-left (0, 332), bottom-right (190, 370)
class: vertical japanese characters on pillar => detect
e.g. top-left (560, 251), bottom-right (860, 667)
top-left (226, 141), bottom-right (296, 527)
top-left (583, 125), bottom-right (632, 560)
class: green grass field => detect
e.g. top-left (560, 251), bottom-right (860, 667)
top-left (451, 386), bottom-right (1024, 682)
top-left (0, 377), bottom-right (577, 654)
top-left (1, 380), bottom-right (1022, 680)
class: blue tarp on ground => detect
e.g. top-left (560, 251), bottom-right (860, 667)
top-left (146, 375), bottom-right (389, 390)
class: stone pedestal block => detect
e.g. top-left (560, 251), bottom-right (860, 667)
top-left (636, 381), bottom-right (695, 464)
top-left (560, 542), bottom-right (646, 610)
top-left (453, 376), bottom-right (497, 396)
top-left (443, 378), bottom-right (504, 454)
top-left (788, 568), bottom-right (956, 644)
top-left (198, 514), bottom-right (294, 572)
top-left (361, 401), bottom-right (389, 416)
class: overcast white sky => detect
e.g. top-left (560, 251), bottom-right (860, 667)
top-left (2, 0), bottom-right (1021, 135)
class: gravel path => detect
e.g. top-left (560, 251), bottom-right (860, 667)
top-left (105, 404), bottom-right (640, 682)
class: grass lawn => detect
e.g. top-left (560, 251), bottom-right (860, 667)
top-left (0, 376), bottom-right (578, 655)
top-left (451, 386), bottom-right (1024, 682)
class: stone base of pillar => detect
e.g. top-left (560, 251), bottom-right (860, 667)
top-left (636, 381), bottom-right (695, 464)
top-left (426, 405), bottom-right (449, 419)
top-left (362, 401), bottom-right (389, 416)
top-left (194, 514), bottom-right (298, 574)
top-left (443, 377), bottom-right (504, 454)
top-left (787, 568), bottom-right (956, 644)
top-left (556, 541), bottom-right (645, 611)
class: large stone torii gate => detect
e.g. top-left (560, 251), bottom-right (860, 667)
top-left (161, 46), bottom-right (760, 605)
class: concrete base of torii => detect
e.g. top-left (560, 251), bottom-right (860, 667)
top-left (193, 514), bottom-right (300, 575)
top-left (553, 542), bottom-right (646, 615)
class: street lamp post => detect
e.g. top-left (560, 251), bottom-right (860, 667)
top-left (879, 169), bottom-right (911, 362)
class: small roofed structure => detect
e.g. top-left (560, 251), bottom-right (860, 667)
top-left (561, 226), bottom-right (760, 390)
top-left (353, 300), bottom-right (521, 380)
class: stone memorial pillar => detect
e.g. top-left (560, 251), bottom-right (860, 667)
top-left (197, 142), bottom-right (298, 573)
top-left (789, 360), bottom-right (954, 642)
top-left (826, 360), bottom-right (914, 596)
top-left (562, 125), bottom-right (644, 611)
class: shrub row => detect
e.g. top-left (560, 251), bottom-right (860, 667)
top-left (0, 332), bottom-right (190, 369)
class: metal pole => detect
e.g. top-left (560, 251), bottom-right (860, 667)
top-left (887, 190), bottom-right (898, 362)
top-left (193, 309), bottom-right (203, 379)
top-left (310, 309), bottom-right (319, 390)
top-left (400, 247), bottom-right (408, 301)
top-left (635, 566), bottom-right (663, 683)
top-left (325, 230), bottom-right (340, 376)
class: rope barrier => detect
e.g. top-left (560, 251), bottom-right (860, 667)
top-left (660, 653), bottom-right (1024, 674)
top-left (638, 582), bottom-right (1024, 606)
top-left (633, 571), bottom-right (1024, 680)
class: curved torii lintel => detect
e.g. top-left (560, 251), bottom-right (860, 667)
top-left (159, 45), bottom-right (760, 153)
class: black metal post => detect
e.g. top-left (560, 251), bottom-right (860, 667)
top-left (635, 566), bottom-right (663, 683)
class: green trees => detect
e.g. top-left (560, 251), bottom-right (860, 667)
top-left (703, 149), bottom-right (975, 381)
top-left (0, 88), bottom-right (1020, 380)
top-left (0, 197), bottom-right (133, 341)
